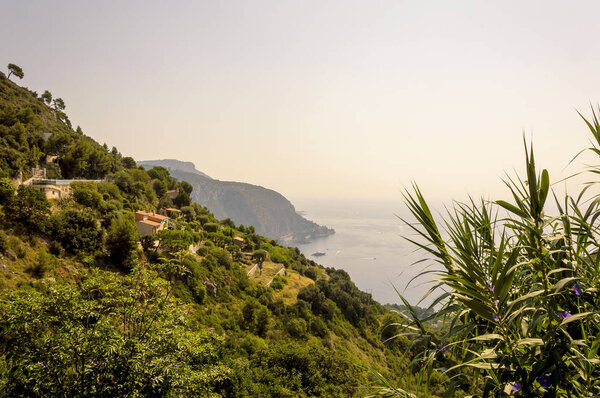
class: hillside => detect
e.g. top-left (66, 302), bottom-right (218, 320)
top-left (138, 159), bottom-right (334, 244)
top-left (0, 67), bottom-right (449, 397)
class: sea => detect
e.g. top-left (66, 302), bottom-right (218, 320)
top-left (294, 199), bottom-right (440, 307)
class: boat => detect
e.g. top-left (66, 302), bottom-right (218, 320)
top-left (311, 252), bottom-right (326, 257)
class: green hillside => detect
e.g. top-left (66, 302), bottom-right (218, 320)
top-left (0, 68), bottom-right (446, 397)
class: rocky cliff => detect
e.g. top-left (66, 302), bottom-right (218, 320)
top-left (138, 159), bottom-right (334, 244)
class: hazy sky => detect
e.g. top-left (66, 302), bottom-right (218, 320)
top-left (2, 1), bottom-right (600, 204)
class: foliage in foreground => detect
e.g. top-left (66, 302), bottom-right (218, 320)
top-left (0, 267), bottom-right (229, 397)
top-left (375, 110), bottom-right (600, 397)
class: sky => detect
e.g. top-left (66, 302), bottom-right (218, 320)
top-left (2, 0), bottom-right (600, 205)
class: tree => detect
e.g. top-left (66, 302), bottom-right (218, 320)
top-left (41, 90), bottom-right (52, 105)
top-left (6, 186), bottom-right (50, 233)
top-left (7, 63), bottom-right (24, 80)
top-left (0, 178), bottom-right (15, 204)
top-left (52, 98), bottom-right (65, 112)
top-left (50, 209), bottom-right (104, 255)
top-left (180, 180), bottom-right (193, 195)
top-left (147, 166), bottom-right (170, 181)
top-left (153, 179), bottom-right (168, 198)
top-left (105, 214), bottom-right (138, 271)
top-left (203, 223), bottom-right (219, 233)
top-left (252, 249), bottom-right (268, 273)
top-left (173, 190), bottom-right (191, 208)
top-left (122, 156), bottom-right (136, 169)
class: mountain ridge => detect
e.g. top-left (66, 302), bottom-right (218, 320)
top-left (138, 159), bottom-right (334, 244)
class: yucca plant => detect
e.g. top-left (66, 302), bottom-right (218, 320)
top-left (376, 109), bottom-right (600, 397)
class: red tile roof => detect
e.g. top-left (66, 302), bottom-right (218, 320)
top-left (137, 219), bottom-right (161, 227)
top-left (135, 210), bottom-right (168, 221)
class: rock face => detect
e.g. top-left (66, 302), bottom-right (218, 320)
top-left (138, 159), bottom-right (334, 244)
top-left (203, 281), bottom-right (217, 298)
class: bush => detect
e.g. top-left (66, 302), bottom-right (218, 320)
top-left (5, 186), bottom-right (50, 233)
top-left (310, 318), bottom-right (329, 338)
top-left (48, 241), bottom-right (62, 256)
top-left (14, 245), bottom-right (26, 259)
top-left (0, 178), bottom-right (15, 204)
top-left (72, 186), bottom-right (103, 209)
top-left (0, 268), bottom-right (231, 396)
top-left (269, 275), bottom-right (287, 291)
top-left (105, 214), bottom-right (138, 271)
top-left (0, 231), bottom-right (8, 254)
top-left (27, 249), bottom-right (57, 278)
top-left (192, 282), bottom-right (206, 304)
top-left (269, 246), bottom-right (291, 266)
top-left (196, 246), bottom-right (209, 256)
top-left (203, 223), bottom-right (219, 233)
top-left (304, 267), bottom-right (317, 281)
top-left (241, 299), bottom-right (270, 336)
top-left (50, 209), bottom-right (103, 255)
top-left (286, 318), bottom-right (308, 339)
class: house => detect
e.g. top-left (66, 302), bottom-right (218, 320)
top-left (20, 165), bottom-right (101, 200)
top-left (135, 211), bottom-right (170, 236)
top-left (166, 189), bottom-right (179, 199)
top-left (30, 179), bottom-right (74, 199)
top-left (233, 236), bottom-right (245, 248)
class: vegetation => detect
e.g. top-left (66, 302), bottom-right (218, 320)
top-left (376, 110), bottom-right (600, 396)
top-left (0, 66), bottom-right (431, 397)
top-left (7, 63), bottom-right (24, 81)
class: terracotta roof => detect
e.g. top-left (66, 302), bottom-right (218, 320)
top-left (137, 219), bottom-right (161, 227)
top-left (165, 207), bottom-right (182, 213)
top-left (135, 211), bottom-right (168, 221)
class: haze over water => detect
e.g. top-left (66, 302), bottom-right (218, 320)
top-left (294, 199), bottom-right (434, 306)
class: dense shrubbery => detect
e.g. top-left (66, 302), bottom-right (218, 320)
top-left (0, 268), bottom-right (230, 397)
top-left (50, 209), bottom-right (103, 255)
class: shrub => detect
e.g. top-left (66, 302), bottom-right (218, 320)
top-left (0, 178), bottom-right (15, 204)
top-left (27, 249), bottom-right (57, 278)
top-left (196, 246), bottom-right (209, 256)
top-left (14, 245), bottom-right (26, 259)
top-left (0, 231), bottom-right (8, 254)
top-left (48, 241), bottom-right (62, 256)
top-left (192, 282), bottom-right (206, 304)
top-left (286, 318), bottom-right (307, 339)
top-left (310, 318), bottom-right (329, 338)
top-left (105, 214), bottom-right (138, 271)
top-left (269, 246), bottom-right (291, 266)
top-left (50, 209), bottom-right (103, 255)
top-left (72, 186), bottom-right (103, 209)
top-left (269, 275), bottom-right (287, 291)
top-left (0, 268), bottom-right (231, 396)
top-left (304, 267), bottom-right (317, 281)
top-left (5, 186), bottom-right (50, 233)
top-left (203, 223), bottom-right (219, 233)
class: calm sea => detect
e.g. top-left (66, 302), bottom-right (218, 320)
top-left (294, 199), bottom-right (438, 306)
